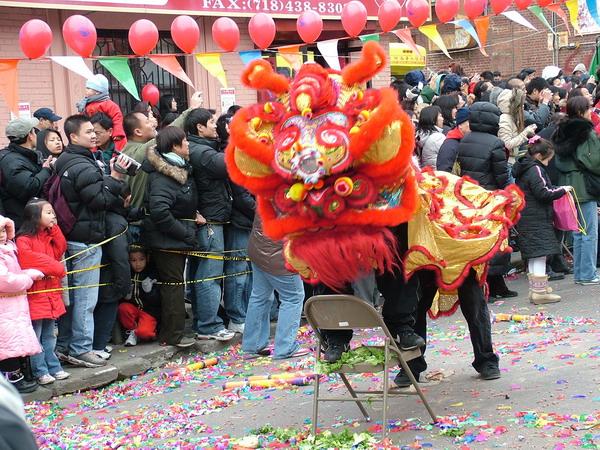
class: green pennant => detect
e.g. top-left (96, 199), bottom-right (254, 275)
top-left (590, 45), bottom-right (599, 79)
top-left (359, 34), bottom-right (380, 43)
top-left (528, 6), bottom-right (556, 35)
top-left (97, 57), bottom-right (140, 101)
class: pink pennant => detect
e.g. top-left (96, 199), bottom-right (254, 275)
top-left (392, 28), bottom-right (422, 57)
top-left (148, 55), bottom-right (195, 89)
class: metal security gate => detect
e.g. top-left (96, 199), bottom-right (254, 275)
top-left (93, 30), bottom-right (189, 115)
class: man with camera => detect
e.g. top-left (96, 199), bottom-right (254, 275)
top-left (54, 114), bottom-right (131, 369)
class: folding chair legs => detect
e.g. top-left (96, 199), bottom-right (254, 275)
top-left (312, 373), bottom-right (320, 435)
top-left (339, 374), bottom-right (371, 422)
top-left (397, 356), bottom-right (438, 423)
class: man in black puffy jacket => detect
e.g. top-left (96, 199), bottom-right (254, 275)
top-left (0, 118), bottom-right (53, 228)
top-left (54, 115), bottom-right (129, 369)
top-left (457, 102), bottom-right (517, 299)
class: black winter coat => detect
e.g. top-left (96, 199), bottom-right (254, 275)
top-left (512, 155), bottom-right (568, 259)
top-left (55, 144), bottom-right (123, 244)
top-left (230, 182), bottom-right (255, 230)
top-left (140, 147), bottom-right (198, 251)
top-left (188, 134), bottom-right (232, 222)
top-left (0, 143), bottom-right (52, 228)
top-left (436, 128), bottom-right (462, 172)
top-left (123, 264), bottom-right (162, 321)
top-left (98, 211), bottom-right (132, 303)
top-left (457, 102), bottom-right (510, 190)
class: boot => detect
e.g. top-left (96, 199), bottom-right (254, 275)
top-left (3, 369), bottom-right (38, 393)
top-left (528, 274), bottom-right (561, 305)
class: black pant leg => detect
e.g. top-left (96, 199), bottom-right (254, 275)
top-left (155, 251), bottom-right (187, 345)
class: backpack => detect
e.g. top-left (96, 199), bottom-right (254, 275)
top-left (41, 159), bottom-right (84, 236)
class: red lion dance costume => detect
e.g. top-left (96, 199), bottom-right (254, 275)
top-left (226, 41), bottom-right (523, 317)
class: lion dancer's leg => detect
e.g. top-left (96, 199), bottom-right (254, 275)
top-left (315, 283), bottom-right (354, 363)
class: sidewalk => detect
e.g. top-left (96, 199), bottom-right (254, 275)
top-left (22, 334), bottom-right (243, 403)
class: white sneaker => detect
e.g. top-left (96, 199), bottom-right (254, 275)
top-left (92, 349), bottom-right (111, 360)
top-left (196, 328), bottom-right (235, 341)
top-left (104, 345), bottom-right (113, 353)
top-left (125, 330), bottom-right (138, 347)
top-left (228, 322), bottom-right (245, 334)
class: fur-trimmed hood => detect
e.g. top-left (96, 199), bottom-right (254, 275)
top-left (142, 146), bottom-right (190, 185)
top-left (552, 117), bottom-right (594, 157)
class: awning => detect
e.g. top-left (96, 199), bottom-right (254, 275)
top-left (390, 43), bottom-right (426, 76)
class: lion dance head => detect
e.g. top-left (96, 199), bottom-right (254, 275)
top-left (226, 41), bottom-right (419, 289)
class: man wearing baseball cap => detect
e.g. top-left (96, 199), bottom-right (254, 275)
top-left (33, 107), bottom-right (62, 133)
top-left (0, 118), bottom-right (53, 227)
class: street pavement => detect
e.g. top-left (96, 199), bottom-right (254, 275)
top-left (25, 271), bottom-right (600, 449)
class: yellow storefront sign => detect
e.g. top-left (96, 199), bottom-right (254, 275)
top-left (390, 43), bottom-right (426, 75)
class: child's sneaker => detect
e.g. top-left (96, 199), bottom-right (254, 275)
top-left (38, 374), bottom-right (56, 385)
top-left (92, 349), bottom-right (111, 360)
top-left (125, 330), bottom-right (138, 347)
top-left (52, 371), bottom-right (70, 380)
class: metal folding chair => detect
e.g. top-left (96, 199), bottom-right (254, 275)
top-left (304, 294), bottom-right (438, 439)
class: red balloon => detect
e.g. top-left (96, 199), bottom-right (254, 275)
top-left (19, 19), bottom-right (52, 59)
top-left (171, 16), bottom-right (199, 54)
top-left (435, 0), bottom-right (459, 23)
top-left (515, 0), bottom-right (533, 7)
top-left (249, 13), bottom-right (276, 50)
top-left (342, 1), bottom-right (367, 37)
top-left (378, 0), bottom-right (402, 32)
top-left (141, 84), bottom-right (160, 107)
top-left (490, 0), bottom-right (511, 13)
top-left (129, 20), bottom-right (158, 56)
top-left (406, 0), bottom-right (430, 28)
top-left (212, 18), bottom-right (240, 52)
top-left (297, 10), bottom-right (323, 44)
top-left (537, 0), bottom-right (552, 5)
top-left (62, 15), bottom-right (97, 58)
top-left (464, 0), bottom-right (487, 19)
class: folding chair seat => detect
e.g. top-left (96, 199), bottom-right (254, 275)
top-left (304, 294), bottom-right (437, 439)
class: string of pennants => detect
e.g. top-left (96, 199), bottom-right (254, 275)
top-left (0, 0), bottom-right (583, 115)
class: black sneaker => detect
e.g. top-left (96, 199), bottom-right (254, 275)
top-left (489, 289), bottom-right (518, 299)
top-left (547, 271), bottom-right (565, 281)
top-left (396, 331), bottom-right (426, 351)
top-left (12, 378), bottom-right (39, 393)
top-left (323, 342), bottom-right (349, 363)
top-left (479, 364), bottom-right (501, 380)
top-left (393, 370), bottom-right (420, 388)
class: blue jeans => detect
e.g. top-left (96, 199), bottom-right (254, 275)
top-left (193, 224), bottom-right (226, 334)
top-left (57, 241), bottom-right (102, 356)
top-left (223, 226), bottom-right (251, 325)
top-left (574, 201), bottom-right (599, 281)
top-left (242, 264), bottom-right (304, 359)
top-left (31, 319), bottom-right (63, 378)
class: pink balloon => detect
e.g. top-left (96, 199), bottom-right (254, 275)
top-left (129, 19), bottom-right (158, 56)
top-left (249, 13), bottom-right (276, 50)
top-left (19, 19), bottom-right (52, 59)
top-left (141, 84), bottom-right (160, 107)
top-left (464, 0), bottom-right (487, 19)
top-left (406, 0), bottom-right (430, 28)
top-left (297, 10), bottom-right (323, 44)
top-left (342, 1), bottom-right (367, 37)
top-left (378, 0), bottom-right (402, 32)
top-left (212, 18), bottom-right (240, 52)
top-left (435, 0), bottom-right (459, 23)
top-left (63, 15), bottom-right (97, 58)
top-left (515, 0), bottom-right (533, 8)
top-left (490, 0), bottom-right (511, 14)
top-left (171, 16), bottom-right (199, 54)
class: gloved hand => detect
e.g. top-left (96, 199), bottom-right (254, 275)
top-left (142, 277), bottom-right (157, 293)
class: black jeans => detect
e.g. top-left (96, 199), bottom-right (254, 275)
top-left (155, 250), bottom-right (187, 345)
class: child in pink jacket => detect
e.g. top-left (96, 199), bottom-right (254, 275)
top-left (0, 215), bottom-right (43, 393)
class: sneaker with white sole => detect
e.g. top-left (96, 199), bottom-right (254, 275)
top-left (125, 330), bottom-right (138, 347)
top-left (228, 322), bottom-right (245, 334)
top-left (92, 349), bottom-right (111, 360)
top-left (196, 328), bottom-right (235, 341)
top-left (52, 371), bottom-right (70, 380)
top-left (68, 352), bottom-right (107, 368)
top-left (577, 277), bottom-right (600, 286)
top-left (104, 345), bottom-right (113, 353)
top-left (175, 337), bottom-right (196, 348)
top-left (38, 374), bottom-right (56, 385)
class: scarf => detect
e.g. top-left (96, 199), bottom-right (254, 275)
top-left (76, 93), bottom-right (111, 113)
top-left (162, 152), bottom-right (186, 167)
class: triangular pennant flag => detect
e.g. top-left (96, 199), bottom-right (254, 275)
top-left (0, 59), bottom-right (19, 115)
top-left (149, 55), bottom-right (195, 89)
top-left (587, 0), bottom-right (600, 27)
top-left (501, 11), bottom-right (538, 31)
top-left (359, 34), bottom-right (380, 43)
top-left (239, 50), bottom-right (263, 66)
top-left (316, 39), bottom-right (341, 71)
top-left (391, 29), bottom-right (422, 57)
top-left (529, 6), bottom-right (556, 34)
top-left (590, 45), bottom-right (599, 79)
top-left (418, 24), bottom-right (451, 59)
top-left (473, 16), bottom-right (491, 50)
top-left (49, 56), bottom-right (95, 80)
top-left (545, 4), bottom-right (571, 35)
top-left (451, 19), bottom-right (487, 56)
top-left (564, 0), bottom-right (581, 35)
top-left (278, 46), bottom-right (302, 71)
top-left (97, 57), bottom-right (140, 100)
top-left (195, 53), bottom-right (228, 88)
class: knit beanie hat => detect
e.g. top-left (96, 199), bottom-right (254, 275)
top-left (86, 74), bottom-right (109, 94)
top-left (442, 73), bottom-right (462, 94)
top-left (404, 70), bottom-right (426, 87)
top-left (455, 106), bottom-right (470, 125)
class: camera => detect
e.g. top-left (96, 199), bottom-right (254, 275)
top-left (113, 150), bottom-right (141, 177)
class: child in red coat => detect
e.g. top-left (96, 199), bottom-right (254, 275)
top-left (16, 199), bottom-right (70, 385)
top-left (77, 74), bottom-right (127, 150)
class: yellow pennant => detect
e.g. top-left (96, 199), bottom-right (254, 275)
top-left (195, 53), bottom-right (228, 88)
top-left (418, 24), bottom-right (452, 59)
